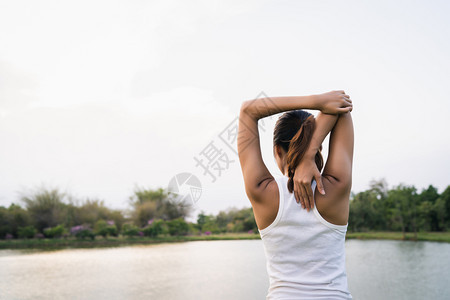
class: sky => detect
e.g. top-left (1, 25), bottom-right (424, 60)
top-left (1, 0), bottom-right (449, 222)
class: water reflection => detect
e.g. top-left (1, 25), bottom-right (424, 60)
top-left (346, 240), bottom-right (450, 300)
top-left (0, 240), bottom-right (268, 300)
top-left (0, 239), bottom-right (449, 300)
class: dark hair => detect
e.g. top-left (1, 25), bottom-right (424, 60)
top-left (273, 110), bottom-right (324, 193)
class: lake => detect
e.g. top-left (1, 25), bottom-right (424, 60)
top-left (0, 239), bottom-right (449, 300)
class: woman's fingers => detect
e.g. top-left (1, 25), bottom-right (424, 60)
top-left (300, 184), bottom-right (311, 211)
top-left (295, 186), bottom-right (301, 204)
top-left (304, 183), bottom-right (314, 210)
top-left (298, 182), bottom-right (306, 209)
top-left (295, 182), bottom-right (304, 208)
top-left (338, 106), bottom-right (352, 113)
top-left (315, 173), bottom-right (326, 195)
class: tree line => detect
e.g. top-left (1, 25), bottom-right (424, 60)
top-left (349, 179), bottom-right (450, 238)
top-left (0, 185), bottom-right (258, 240)
top-left (0, 179), bottom-right (449, 240)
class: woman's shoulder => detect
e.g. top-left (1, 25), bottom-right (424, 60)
top-left (314, 176), bottom-right (350, 226)
top-left (250, 176), bottom-right (281, 232)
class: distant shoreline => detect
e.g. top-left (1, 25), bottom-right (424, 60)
top-left (1, 232), bottom-right (449, 250)
top-left (345, 231), bottom-right (450, 243)
top-left (0, 233), bottom-right (261, 250)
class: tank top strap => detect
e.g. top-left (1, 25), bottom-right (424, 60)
top-left (258, 176), bottom-right (285, 236)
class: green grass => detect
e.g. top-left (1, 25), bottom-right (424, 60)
top-left (1, 231), bottom-right (450, 250)
top-left (0, 233), bottom-right (261, 250)
top-left (346, 231), bottom-right (450, 243)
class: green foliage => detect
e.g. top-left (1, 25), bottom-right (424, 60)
top-left (348, 179), bottom-right (450, 234)
top-left (187, 222), bottom-right (200, 235)
top-left (197, 211), bottom-right (208, 228)
top-left (43, 225), bottom-right (66, 238)
top-left (0, 204), bottom-right (31, 238)
top-left (72, 199), bottom-right (123, 229)
top-left (122, 223), bottom-right (140, 237)
top-left (94, 220), bottom-right (118, 238)
top-left (166, 218), bottom-right (189, 236)
top-left (21, 187), bottom-right (67, 232)
top-left (202, 219), bottom-right (220, 234)
top-left (1, 179), bottom-right (449, 240)
top-left (134, 201), bottom-right (158, 228)
top-left (0, 206), bottom-right (9, 238)
top-left (142, 219), bottom-right (167, 237)
top-left (130, 187), bottom-right (192, 226)
top-left (200, 207), bottom-right (258, 234)
top-left (18, 226), bottom-right (36, 239)
top-left (75, 229), bottom-right (95, 240)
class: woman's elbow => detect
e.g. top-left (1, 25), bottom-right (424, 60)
top-left (239, 100), bottom-right (256, 118)
top-left (240, 100), bottom-right (251, 113)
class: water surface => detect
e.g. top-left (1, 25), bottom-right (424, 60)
top-left (1, 239), bottom-right (449, 300)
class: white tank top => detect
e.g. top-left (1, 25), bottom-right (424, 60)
top-left (258, 175), bottom-right (352, 300)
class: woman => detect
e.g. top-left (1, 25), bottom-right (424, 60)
top-left (237, 91), bottom-right (354, 299)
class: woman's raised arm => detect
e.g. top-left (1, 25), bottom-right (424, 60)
top-left (292, 112), bottom-right (340, 210)
top-left (238, 91), bottom-right (352, 203)
top-left (315, 112), bottom-right (354, 225)
top-left (241, 91), bottom-right (352, 121)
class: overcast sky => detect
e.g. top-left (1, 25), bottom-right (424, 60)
top-left (1, 0), bottom-right (449, 221)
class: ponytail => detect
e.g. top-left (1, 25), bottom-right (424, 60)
top-left (273, 110), bottom-right (324, 193)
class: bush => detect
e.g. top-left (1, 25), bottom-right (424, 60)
top-left (76, 229), bottom-right (95, 240)
top-left (70, 225), bottom-right (95, 240)
top-left (18, 226), bottom-right (37, 239)
top-left (35, 233), bottom-right (45, 239)
top-left (201, 221), bottom-right (220, 234)
top-left (188, 222), bottom-right (200, 235)
top-left (143, 219), bottom-right (166, 237)
top-left (43, 225), bottom-right (66, 238)
top-left (94, 220), bottom-right (118, 238)
top-left (122, 223), bottom-right (140, 237)
top-left (167, 218), bottom-right (189, 236)
top-left (232, 221), bottom-right (244, 233)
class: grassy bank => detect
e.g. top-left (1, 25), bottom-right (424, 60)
top-left (346, 231), bottom-right (450, 243)
top-left (0, 233), bottom-right (261, 250)
top-left (1, 231), bottom-right (450, 250)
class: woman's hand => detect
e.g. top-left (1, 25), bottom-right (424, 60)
top-left (316, 90), bottom-right (353, 114)
top-left (293, 155), bottom-right (326, 211)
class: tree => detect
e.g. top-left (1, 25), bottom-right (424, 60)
top-left (387, 184), bottom-right (418, 239)
top-left (417, 201), bottom-right (433, 231)
top-left (2, 204), bottom-right (31, 238)
top-left (129, 187), bottom-right (192, 226)
top-left (349, 190), bottom-right (384, 232)
top-left (440, 185), bottom-right (450, 230)
top-left (18, 226), bottom-right (36, 239)
top-left (167, 218), bottom-right (189, 236)
top-left (433, 197), bottom-right (447, 231)
top-left (418, 185), bottom-right (440, 231)
top-left (76, 199), bottom-right (112, 226)
top-left (197, 211), bottom-right (208, 229)
top-left (0, 206), bottom-right (10, 238)
top-left (21, 187), bottom-right (66, 232)
top-left (369, 178), bottom-right (389, 200)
